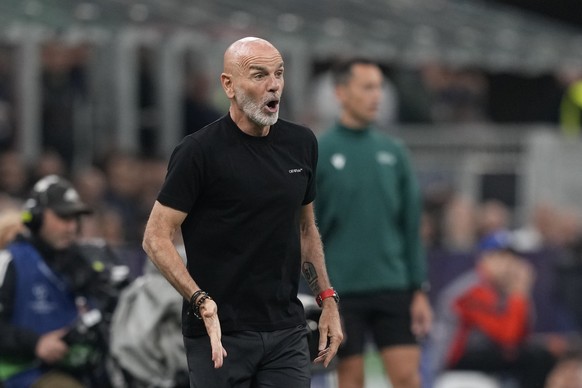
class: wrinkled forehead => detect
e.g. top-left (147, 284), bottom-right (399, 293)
top-left (237, 51), bottom-right (283, 74)
top-left (226, 41), bottom-right (283, 74)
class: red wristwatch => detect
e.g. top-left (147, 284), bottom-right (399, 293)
top-left (316, 288), bottom-right (340, 307)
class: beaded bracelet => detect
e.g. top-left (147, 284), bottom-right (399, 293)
top-left (190, 290), bottom-right (204, 306)
top-left (190, 290), bottom-right (212, 320)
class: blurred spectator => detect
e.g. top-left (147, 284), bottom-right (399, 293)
top-left (182, 70), bottom-right (222, 136)
top-left (553, 209), bottom-right (582, 255)
top-left (0, 149), bottom-right (30, 199)
top-left (443, 195), bottom-right (478, 252)
top-left (0, 45), bottom-right (15, 150)
top-left (72, 166), bottom-right (125, 247)
top-left (72, 166), bottom-right (108, 210)
top-left (423, 64), bottom-right (488, 123)
top-left (0, 175), bottom-right (92, 388)
top-left (139, 156), bottom-right (167, 214)
top-left (476, 200), bottom-right (512, 240)
top-left (548, 208), bottom-right (582, 333)
top-left (421, 184), bottom-right (454, 251)
top-left (392, 67), bottom-right (433, 123)
top-left (545, 352), bottom-right (582, 388)
top-left (137, 47), bottom-right (159, 155)
top-left (32, 149), bottom-right (68, 183)
top-left (429, 231), bottom-right (560, 388)
top-left (40, 41), bottom-right (89, 169)
top-left (101, 151), bottom-right (146, 245)
top-left (393, 63), bottom-right (488, 124)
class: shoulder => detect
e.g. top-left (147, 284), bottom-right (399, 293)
top-left (316, 126), bottom-right (342, 151)
top-left (4, 240), bottom-right (37, 269)
top-left (276, 118), bottom-right (315, 136)
top-left (372, 129), bottom-right (402, 147)
top-left (373, 130), bottom-right (411, 158)
top-left (170, 118), bottom-right (227, 161)
top-left (274, 118), bottom-right (317, 145)
top-left (185, 115), bottom-right (227, 144)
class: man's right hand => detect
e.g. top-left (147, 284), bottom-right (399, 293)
top-left (200, 298), bottom-right (227, 368)
top-left (35, 328), bottom-right (69, 364)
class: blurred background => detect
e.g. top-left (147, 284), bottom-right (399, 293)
top-left (1, 1), bottom-right (582, 386)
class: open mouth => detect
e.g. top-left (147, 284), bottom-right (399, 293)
top-left (266, 99), bottom-right (279, 113)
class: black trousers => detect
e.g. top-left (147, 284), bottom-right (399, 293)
top-left (184, 326), bottom-right (311, 388)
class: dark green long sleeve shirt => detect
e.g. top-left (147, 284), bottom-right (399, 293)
top-left (315, 123), bottom-right (426, 295)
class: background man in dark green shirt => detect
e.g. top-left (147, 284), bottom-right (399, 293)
top-left (315, 58), bottom-right (432, 388)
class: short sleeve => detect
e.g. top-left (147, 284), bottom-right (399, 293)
top-left (157, 136), bottom-right (204, 213)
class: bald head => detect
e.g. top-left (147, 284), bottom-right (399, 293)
top-left (220, 37), bottom-right (284, 134)
top-left (223, 37), bottom-right (281, 75)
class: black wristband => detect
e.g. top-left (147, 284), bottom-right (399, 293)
top-left (190, 290), bottom-right (205, 307)
top-left (190, 290), bottom-right (211, 320)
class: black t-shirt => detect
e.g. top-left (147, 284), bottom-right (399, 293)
top-left (158, 113), bottom-right (317, 337)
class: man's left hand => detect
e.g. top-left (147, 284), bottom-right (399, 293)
top-left (411, 291), bottom-right (432, 338)
top-left (313, 299), bottom-right (343, 367)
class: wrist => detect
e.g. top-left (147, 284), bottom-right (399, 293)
top-left (413, 281), bottom-right (431, 293)
top-left (316, 288), bottom-right (339, 307)
top-left (189, 290), bottom-right (212, 319)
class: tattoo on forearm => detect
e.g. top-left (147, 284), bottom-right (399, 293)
top-left (302, 262), bottom-right (321, 294)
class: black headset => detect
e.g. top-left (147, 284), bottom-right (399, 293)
top-left (22, 175), bottom-right (62, 232)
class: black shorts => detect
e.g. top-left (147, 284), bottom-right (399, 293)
top-left (184, 326), bottom-right (311, 388)
top-left (338, 290), bottom-right (417, 358)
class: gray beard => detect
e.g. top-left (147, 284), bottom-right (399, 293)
top-left (235, 87), bottom-right (278, 127)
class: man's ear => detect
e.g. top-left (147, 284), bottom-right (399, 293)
top-left (221, 73), bottom-right (234, 99)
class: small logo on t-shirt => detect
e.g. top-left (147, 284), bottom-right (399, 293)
top-left (289, 168), bottom-right (303, 174)
top-left (331, 154), bottom-right (346, 170)
top-left (376, 151), bottom-right (396, 165)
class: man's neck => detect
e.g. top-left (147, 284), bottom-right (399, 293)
top-left (339, 115), bottom-right (371, 130)
top-left (229, 108), bottom-right (270, 137)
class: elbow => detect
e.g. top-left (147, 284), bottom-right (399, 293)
top-left (142, 226), bottom-right (157, 257)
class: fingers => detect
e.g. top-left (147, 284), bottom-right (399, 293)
top-left (325, 335), bottom-right (341, 367)
top-left (411, 309), bottom-right (432, 338)
top-left (318, 325), bottom-right (329, 353)
top-left (313, 307), bottom-right (343, 368)
top-left (412, 318), bottom-right (431, 338)
top-left (35, 328), bottom-right (70, 364)
top-left (201, 299), bottom-right (227, 369)
top-left (312, 346), bottom-right (330, 364)
top-left (211, 343), bottom-right (227, 368)
top-left (313, 334), bottom-right (341, 367)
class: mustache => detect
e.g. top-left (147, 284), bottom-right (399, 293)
top-left (263, 93), bottom-right (280, 103)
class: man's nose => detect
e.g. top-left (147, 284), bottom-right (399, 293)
top-left (267, 75), bottom-right (281, 92)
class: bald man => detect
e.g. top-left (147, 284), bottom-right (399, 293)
top-left (143, 37), bottom-right (342, 388)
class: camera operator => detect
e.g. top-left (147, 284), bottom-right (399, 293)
top-left (0, 175), bottom-right (93, 388)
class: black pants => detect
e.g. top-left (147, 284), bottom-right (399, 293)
top-left (184, 326), bottom-right (311, 388)
top-left (451, 344), bottom-right (556, 388)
